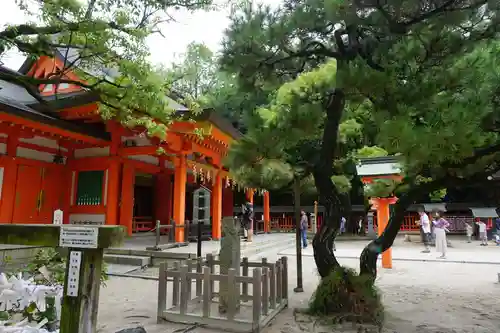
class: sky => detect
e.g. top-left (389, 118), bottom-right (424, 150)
top-left (0, 0), bottom-right (281, 71)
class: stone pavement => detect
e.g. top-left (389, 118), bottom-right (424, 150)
top-left (279, 239), bottom-right (500, 264)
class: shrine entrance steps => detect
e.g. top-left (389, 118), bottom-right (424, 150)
top-left (103, 234), bottom-right (295, 273)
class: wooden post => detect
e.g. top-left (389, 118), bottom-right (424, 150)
top-left (0, 224), bottom-right (124, 333)
top-left (206, 254), bottom-right (215, 299)
top-left (281, 256), bottom-right (288, 301)
top-left (262, 267), bottom-right (269, 315)
top-left (242, 257), bottom-right (249, 298)
top-left (172, 262), bottom-right (180, 306)
top-left (226, 268), bottom-right (236, 320)
top-left (276, 260), bottom-right (282, 303)
top-left (269, 263), bottom-right (276, 309)
top-left (179, 265), bottom-right (189, 315)
top-left (252, 268), bottom-right (262, 325)
top-left (157, 262), bottom-right (167, 323)
top-left (202, 266), bottom-right (211, 317)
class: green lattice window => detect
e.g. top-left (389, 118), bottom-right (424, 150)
top-left (76, 170), bottom-right (104, 206)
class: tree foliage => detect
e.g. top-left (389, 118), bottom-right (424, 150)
top-left (221, 0), bottom-right (500, 285)
top-left (0, 0), bottom-right (212, 137)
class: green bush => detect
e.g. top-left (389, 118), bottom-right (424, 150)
top-left (308, 266), bottom-right (384, 326)
top-left (16, 248), bottom-right (108, 286)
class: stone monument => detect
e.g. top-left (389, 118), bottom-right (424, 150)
top-left (367, 212), bottom-right (376, 239)
top-left (218, 217), bottom-right (241, 313)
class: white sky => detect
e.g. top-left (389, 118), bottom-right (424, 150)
top-left (0, 0), bottom-right (281, 70)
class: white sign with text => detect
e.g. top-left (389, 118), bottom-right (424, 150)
top-left (59, 226), bottom-right (99, 248)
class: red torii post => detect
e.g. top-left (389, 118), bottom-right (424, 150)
top-left (360, 174), bottom-right (402, 270)
top-left (369, 196), bottom-right (398, 269)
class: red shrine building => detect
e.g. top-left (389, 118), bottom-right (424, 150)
top-left (0, 51), bottom-right (272, 240)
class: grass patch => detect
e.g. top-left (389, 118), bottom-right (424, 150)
top-left (307, 266), bottom-right (384, 328)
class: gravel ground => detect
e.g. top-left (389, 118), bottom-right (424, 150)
top-left (97, 243), bottom-right (500, 333)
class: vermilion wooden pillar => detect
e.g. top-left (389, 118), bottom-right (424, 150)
top-left (263, 191), bottom-right (270, 233)
top-left (246, 189), bottom-right (254, 204)
top-left (0, 130), bottom-right (19, 223)
top-left (211, 172), bottom-right (222, 240)
top-left (370, 197), bottom-right (398, 269)
top-left (106, 158), bottom-right (121, 225)
top-left (120, 163), bottom-right (135, 236)
top-left (173, 155), bottom-right (187, 242)
top-left (106, 121), bottom-right (122, 226)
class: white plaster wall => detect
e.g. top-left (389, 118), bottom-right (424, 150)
top-left (16, 147), bottom-right (55, 163)
top-left (69, 213), bottom-right (106, 225)
top-left (128, 155), bottom-right (159, 165)
top-left (0, 143), bottom-right (6, 155)
top-left (0, 133), bottom-right (7, 138)
top-left (121, 135), bottom-right (151, 146)
top-left (19, 136), bottom-right (68, 151)
top-left (74, 147), bottom-right (110, 158)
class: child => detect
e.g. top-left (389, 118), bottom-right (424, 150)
top-left (495, 234), bottom-right (500, 246)
top-left (475, 218), bottom-right (488, 246)
top-left (465, 222), bottom-right (473, 243)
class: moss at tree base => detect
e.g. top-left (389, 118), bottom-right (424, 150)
top-left (307, 266), bottom-right (384, 328)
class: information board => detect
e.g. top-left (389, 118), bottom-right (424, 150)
top-left (59, 226), bottom-right (99, 248)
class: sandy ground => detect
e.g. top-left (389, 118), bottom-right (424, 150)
top-left (97, 239), bottom-right (500, 333)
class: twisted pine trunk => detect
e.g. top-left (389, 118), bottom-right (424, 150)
top-left (312, 89), bottom-right (350, 278)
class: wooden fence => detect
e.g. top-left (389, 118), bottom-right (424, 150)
top-left (157, 255), bottom-right (288, 333)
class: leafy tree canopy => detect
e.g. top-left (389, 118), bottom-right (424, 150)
top-left (0, 0), bottom-right (212, 138)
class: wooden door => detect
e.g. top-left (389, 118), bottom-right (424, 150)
top-left (38, 167), bottom-right (65, 223)
top-left (12, 165), bottom-right (43, 223)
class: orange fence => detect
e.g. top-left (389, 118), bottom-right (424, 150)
top-left (269, 214), bottom-right (474, 233)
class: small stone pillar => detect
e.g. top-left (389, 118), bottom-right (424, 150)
top-left (219, 217), bottom-right (241, 313)
top-left (367, 212), bottom-right (376, 239)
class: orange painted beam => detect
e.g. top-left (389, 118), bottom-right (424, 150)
top-left (0, 113), bottom-right (108, 145)
top-left (173, 155), bottom-right (187, 242)
top-left (58, 103), bottom-right (99, 119)
top-left (16, 141), bottom-right (71, 157)
top-left (126, 158), bottom-right (161, 174)
top-left (211, 172), bottom-right (222, 240)
top-left (370, 197), bottom-right (398, 269)
top-left (119, 146), bottom-right (159, 156)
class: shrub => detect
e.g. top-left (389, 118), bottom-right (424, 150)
top-left (308, 266), bottom-right (384, 326)
top-left (21, 248), bottom-right (108, 286)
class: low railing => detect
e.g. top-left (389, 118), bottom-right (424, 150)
top-left (157, 255), bottom-right (288, 332)
top-left (144, 220), bottom-right (190, 250)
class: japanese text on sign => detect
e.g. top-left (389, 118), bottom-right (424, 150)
top-left (59, 226), bottom-right (99, 248)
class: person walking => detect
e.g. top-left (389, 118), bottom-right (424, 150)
top-left (475, 218), bottom-right (488, 246)
top-left (418, 208), bottom-right (431, 253)
top-left (432, 211), bottom-right (450, 259)
top-left (465, 222), bottom-right (473, 243)
top-left (300, 210), bottom-right (308, 249)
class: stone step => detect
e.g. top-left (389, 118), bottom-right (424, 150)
top-left (103, 254), bottom-right (151, 266)
top-left (240, 238), bottom-right (295, 258)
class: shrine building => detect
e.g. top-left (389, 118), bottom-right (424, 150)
top-left (0, 50), bottom-right (271, 240)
